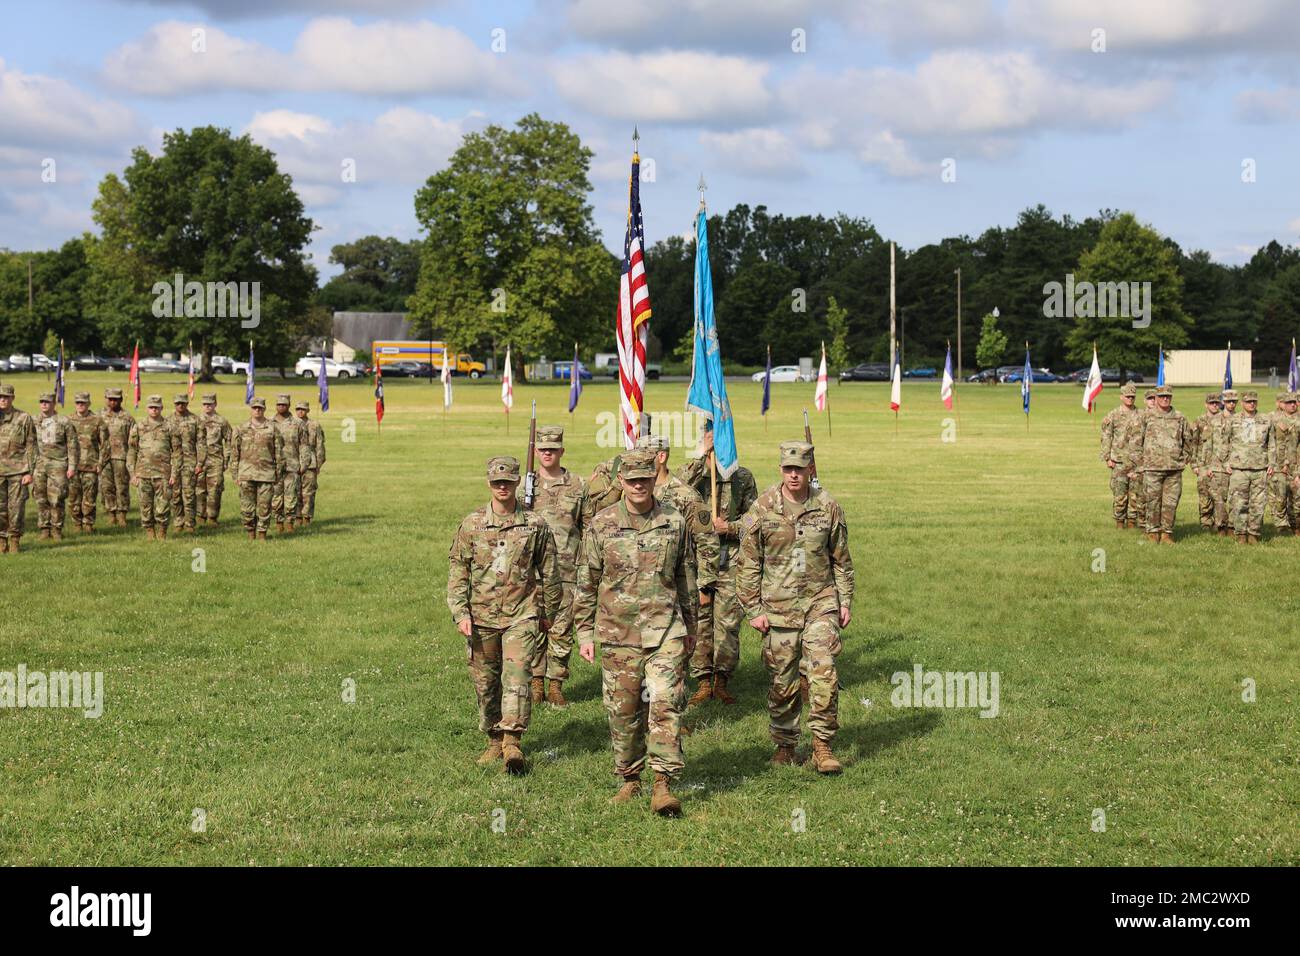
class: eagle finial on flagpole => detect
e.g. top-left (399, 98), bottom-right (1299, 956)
top-left (698, 173), bottom-right (707, 208)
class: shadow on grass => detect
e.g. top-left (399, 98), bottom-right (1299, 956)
top-left (838, 709), bottom-right (942, 765)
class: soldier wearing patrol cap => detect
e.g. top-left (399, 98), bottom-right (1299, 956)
top-left (1138, 385), bottom-right (1189, 543)
top-left (99, 386), bottom-right (135, 526)
top-left (737, 440), bottom-right (855, 773)
top-left (170, 394), bottom-right (206, 533)
top-left (34, 391), bottom-right (78, 541)
top-left (448, 456), bottom-right (561, 774)
top-left (294, 401), bottom-right (325, 525)
top-left (1268, 392), bottom-right (1300, 535)
top-left (127, 394), bottom-right (179, 540)
top-left (526, 424), bottom-right (591, 708)
top-left (270, 393), bottom-right (308, 533)
top-left (1189, 392), bottom-right (1223, 531)
top-left (69, 391), bottom-right (108, 532)
top-left (0, 383), bottom-right (36, 553)
top-left (230, 396), bottom-right (281, 540)
top-left (1101, 383), bottom-right (1143, 528)
top-left (198, 393), bottom-right (232, 526)
top-left (1226, 390), bottom-right (1272, 543)
top-left (1201, 389), bottom-right (1241, 535)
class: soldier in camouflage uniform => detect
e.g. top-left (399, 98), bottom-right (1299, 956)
top-left (575, 449), bottom-right (697, 815)
top-left (170, 395), bottom-right (206, 533)
top-left (1135, 388), bottom-right (1158, 528)
top-left (1268, 393), bottom-right (1299, 536)
top-left (0, 383), bottom-right (36, 554)
top-left (1188, 393), bottom-right (1222, 532)
top-left (1138, 386), bottom-right (1189, 543)
top-left (675, 427), bottom-right (759, 706)
top-left (33, 392), bottom-right (79, 541)
top-left (586, 453), bottom-right (625, 514)
top-left (230, 397), bottom-right (282, 540)
top-left (526, 425), bottom-right (591, 708)
top-left (1227, 391), bottom-right (1272, 543)
top-left (99, 387), bottom-right (135, 527)
top-left (448, 456), bottom-right (561, 773)
top-left (1100, 383), bottom-right (1143, 529)
top-left (127, 395), bottom-right (179, 540)
top-left (294, 401), bottom-right (325, 525)
top-left (198, 393), bottom-right (232, 526)
top-left (68, 391), bottom-right (108, 532)
top-left (271, 394), bottom-right (307, 533)
top-left (1202, 389), bottom-right (1240, 536)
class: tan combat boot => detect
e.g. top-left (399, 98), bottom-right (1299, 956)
top-left (1235, 533), bottom-right (1247, 544)
top-left (771, 744), bottom-right (798, 766)
top-left (810, 739), bottom-right (843, 774)
top-left (502, 732), bottom-right (525, 773)
top-left (1294, 528), bottom-right (1300, 537)
top-left (0, 537), bottom-right (8, 554)
top-left (476, 733), bottom-right (504, 765)
top-left (799, 674), bottom-right (810, 706)
top-left (39, 529), bottom-right (51, 540)
top-left (611, 775), bottom-right (642, 804)
top-left (687, 677), bottom-right (713, 707)
top-left (651, 773), bottom-right (682, 816)
top-left (1146, 531), bottom-right (1159, 542)
top-left (1115, 519), bottom-right (1124, 529)
top-left (546, 680), bottom-right (568, 708)
top-left (1249, 534), bottom-right (1261, 545)
top-left (156, 525), bottom-right (167, 540)
top-left (285, 519), bottom-right (295, 533)
top-left (51, 528), bottom-right (62, 542)
top-left (7, 536), bottom-right (17, 553)
top-left (1160, 532), bottom-right (1174, 544)
top-left (712, 673), bottom-right (735, 705)
top-left (530, 677), bottom-right (544, 704)
top-left (257, 530), bottom-right (268, 541)
top-left (276, 521), bottom-right (284, 533)
top-left (145, 527), bottom-right (155, 540)
top-left (248, 529), bottom-right (257, 541)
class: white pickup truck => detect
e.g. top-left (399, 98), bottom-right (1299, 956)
top-left (592, 352), bottom-right (662, 379)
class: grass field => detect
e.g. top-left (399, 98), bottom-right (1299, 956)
top-left (1, 371), bottom-right (1295, 866)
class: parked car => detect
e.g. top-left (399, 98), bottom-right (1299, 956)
top-left (553, 360), bottom-right (592, 381)
top-left (753, 365), bottom-right (807, 383)
top-left (7, 353), bottom-right (57, 370)
top-left (593, 355), bottom-right (662, 380)
top-left (839, 363), bottom-right (889, 382)
top-left (904, 367), bottom-right (937, 379)
top-left (967, 368), bottom-right (1000, 383)
top-left (0, 359), bottom-right (11, 372)
top-left (136, 357), bottom-right (187, 373)
top-left (209, 355), bottom-right (237, 374)
top-left (1003, 368), bottom-right (1061, 384)
top-left (380, 361), bottom-right (431, 378)
top-left (295, 355), bottom-right (365, 379)
top-left (69, 354), bottom-right (117, 371)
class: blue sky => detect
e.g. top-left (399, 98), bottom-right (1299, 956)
top-left (2, 0), bottom-right (1299, 278)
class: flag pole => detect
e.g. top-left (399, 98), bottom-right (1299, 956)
top-left (1025, 340), bottom-right (1030, 433)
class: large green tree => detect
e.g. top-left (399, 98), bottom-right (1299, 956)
top-left (319, 236), bottom-right (421, 313)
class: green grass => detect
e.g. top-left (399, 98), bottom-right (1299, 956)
top-left (0, 372), bottom-right (1295, 866)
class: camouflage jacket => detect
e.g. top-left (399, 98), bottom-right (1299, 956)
top-left (100, 408), bottom-right (135, 462)
top-left (127, 417), bottom-right (179, 480)
top-left (1138, 408), bottom-right (1190, 471)
top-left (674, 456), bottom-right (759, 570)
top-left (300, 418), bottom-right (326, 471)
top-left (574, 500), bottom-right (697, 649)
top-left (1226, 414), bottom-right (1272, 470)
top-left (271, 414), bottom-right (309, 473)
top-left (0, 406), bottom-right (37, 477)
top-left (1268, 410), bottom-right (1299, 473)
top-left (526, 469), bottom-right (592, 584)
top-left (36, 412), bottom-right (79, 468)
top-left (230, 419), bottom-right (283, 483)
top-left (655, 473), bottom-right (720, 591)
top-left (446, 505), bottom-right (561, 628)
top-left (201, 411), bottom-right (233, 472)
top-left (71, 410), bottom-right (109, 473)
top-left (1099, 404), bottom-right (1143, 468)
top-left (1200, 411), bottom-right (1234, 471)
top-left (586, 455), bottom-right (625, 514)
top-left (736, 484), bottom-right (855, 629)
top-left (170, 410), bottom-right (207, 470)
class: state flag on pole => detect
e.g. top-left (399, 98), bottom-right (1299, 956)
top-left (501, 346), bottom-right (514, 412)
top-left (130, 342), bottom-right (140, 409)
top-left (889, 347), bottom-right (901, 412)
top-left (1021, 346), bottom-right (1032, 415)
top-left (55, 340), bottom-right (65, 407)
top-left (761, 346), bottom-right (771, 417)
top-left (317, 354), bottom-right (330, 412)
top-left (1289, 339), bottom-right (1298, 393)
top-left (685, 204), bottom-right (737, 477)
top-left (374, 365), bottom-right (385, 424)
top-left (1157, 344), bottom-right (1165, 386)
top-left (1083, 345), bottom-right (1103, 413)
top-left (1224, 342), bottom-right (1233, 390)
top-left (568, 342), bottom-right (582, 413)
top-left (441, 348), bottom-right (453, 409)
top-left (814, 343), bottom-right (828, 412)
top-left (940, 344), bottom-right (954, 410)
top-left (187, 341), bottom-right (195, 400)
top-left (244, 341), bottom-right (255, 405)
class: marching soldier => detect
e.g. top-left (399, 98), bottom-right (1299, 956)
top-left (527, 425), bottom-right (591, 708)
top-left (294, 401), bottom-right (325, 525)
top-left (0, 383), bottom-right (36, 554)
top-left (448, 456), bottom-right (560, 773)
top-left (69, 391), bottom-right (108, 532)
top-left (34, 392), bottom-right (78, 541)
top-left (127, 395), bottom-right (179, 540)
top-left (230, 397), bottom-right (281, 540)
top-left (1268, 393), bottom-right (1299, 536)
top-left (737, 441), bottom-right (854, 773)
top-left (1227, 390), bottom-right (1272, 544)
top-left (1100, 383), bottom-right (1143, 529)
top-left (575, 449), bottom-right (697, 815)
top-left (1189, 392), bottom-right (1222, 532)
top-left (198, 393), bottom-right (232, 526)
top-left (271, 394), bottom-right (308, 533)
top-left (170, 394), bottom-right (206, 533)
top-left (1138, 386), bottom-right (1190, 544)
top-left (99, 387), bottom-right (135, 527)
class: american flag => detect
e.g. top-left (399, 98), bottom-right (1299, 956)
top-left (615, 146), bottom-right (652, 449)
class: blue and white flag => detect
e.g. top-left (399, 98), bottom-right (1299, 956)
top-left (568, 342), bottom-right (582, 413)
top-left (1021, 346), bottom-right (1032, 415)
top-left (55, 340), bottom-right (65, 407)
top-left (245, 340), bottom-right (255, 405)
top-left (1224, 342), bottom-right (1233, 391)
top-left (317, 354), bottom-right (330, 412)
top-left (1157, 344), bottom-right (1165, 386)
top-left (1289, 340), bottom-right (1297, 393)
top-left (685, 206), bottom-right (737, 478)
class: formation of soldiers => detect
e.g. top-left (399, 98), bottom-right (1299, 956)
top-left (0, 385), bottom-right (325, 551)
top-left (1100, 383), bottom-right (1300, 543)
top-left (447, 426), bottom-right (855, 816)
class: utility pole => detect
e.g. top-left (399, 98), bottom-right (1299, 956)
top-left (955, 267), bottom-right (962, 382)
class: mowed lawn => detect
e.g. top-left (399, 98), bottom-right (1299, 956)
top-left (0, 372), bottom-right (1295, 866)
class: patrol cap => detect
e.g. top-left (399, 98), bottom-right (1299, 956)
top-left (0, 384), bottom-right (15, 398)
top-left (275, 393), bottom-right (291, 405)
top-left (38, 392), bottom-right (55, 403)
top-left (1241, 390), bottom-right (1259, 402)
top-left (1154, 386), bottom-right (1173, 398)
top-left (1279, 392), bottom-right (1294, 403)
top-left (104, 387), bottom-right (123, 400)
top-left (1144, 389), bottom-right (1157, 400)
top-left (535, 425), bottom-right (565, 450)
top-left (487, 455), bottom-right (521, 483)
top-left (146, 394), bottom-right (163, 408)
top-left (249, 396), bottom-right (267, 409)
top-left (201, 393), bottom-right (217, 404)
top-left (780, 440), bottom-right (815, 468)
top-left (74, 391), bottom-right (91, 403)
top-left (1205, 392), bottom-right (1222, 404)
top-left (1221, 389), bottom-right (1239, 402)
top-left (1119, 383), bottom-right (1137, 397)
top-left (635, 434), bottom-right (670, 452)
top-left (295, 401), bottom-right (309, 411)
top-left (173, 393), bottom-right (189, 404)
top-left (1284, 392), bottom-right (1299, 403)
top-left (618, 448), bottom-right (658, 479)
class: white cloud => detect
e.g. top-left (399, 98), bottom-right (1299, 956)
top-left (1234, 87), bottom-right (1300, 123)
top-left (0, 57), bottom-right (140, 150)
top-left (858, 130), bottom-right (928, 178)
top-left (120, 0), bottom-right (432, 18)
top-left (699, 128), bottom-right (803, 177)
top-left (1008, 0), bottom-right (1300, 53)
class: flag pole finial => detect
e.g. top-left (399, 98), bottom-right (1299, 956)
top-left (632, 126), bottom-right (639, 147)
top-left (697, 173), bottom-right (707, 207)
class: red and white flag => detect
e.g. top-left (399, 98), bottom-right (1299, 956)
top-left (129, 341), bottom-right (140, 409)
top-left (187, 341), bottom-right (195, 400)
top-left (441, 348), bottom-right (453, 409)
top-left (616, 147), bottom-right (652, 448)
top-left (814, 343), bottom-right (828, 412)
top-left (1083, 345), bottom-right (1103, 412)
top-left (501, 345), bottom-right (514, 412)
top-left (941, 344), bottom-right (954, 410)
top-left (889, 346), bottom-right (902, 412)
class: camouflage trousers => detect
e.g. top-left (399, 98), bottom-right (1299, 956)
top-left (1270, 473), bottom-right (1298, 531)
top-left (467, 619), bottom-right (541, 735)
top-left (68, 470), bottom-right (99, 526)
top-left (532, 581), bottom-right (575, 681)
top-left (273, 471), bottom-right (301, 522)
top-left (239, 480), bottom-right (273, 533)
top-left (100, 459), bottom-right (130, 516)
top-left (1229, 469), bottom-right (1267, 536)
top-left (136, 477), bottom-right (171, 530)
top-left (1207, 471), bottom-right (1231, 530)
top-left (765, 615), bottom-right (841, 746)
top-left (300, 468), bottom-right (318, 521)
top-left (0, 474), bottom-right (29, 540)
top-left (33, 459), bottom-right (69, 532)
top-left (198, 467), bottom-right (224, 521)
top-left (1142, 470), bottom-right (1182, 534)
top-left (601, 636), bottom-right (687, 779)
top-left (690, 570), bottom-right (740, 680)
top-left (1196, 471), bottom-right (1215, 528)
top-left (1109, 468), bottom-right (1142, 523)
top-left (174, 467), bottom-right (199, 529)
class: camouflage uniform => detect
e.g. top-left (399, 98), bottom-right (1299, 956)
top-left (34, 394), bottom-right (79, 536)
top-left (586, 454), bottom-right (625, 514)
top-left (737, 442), bottom-right (854, 754)
top-left (99, 388), bottom-right (135, 523)
top-left (1136, 389), bottom-right (1158, 523)
top-left (1226, 392), bottom-right (1272, 539)
top-left (198, 395), bottom-right (233, 523)
top-left (271, 395), bottom-right (308, 529)
top-left (1267, 393), bottom-right (1299, 533)
top-left (0, 384), bottom-right (36, 551)
top-left (1202, 390), bottom-right (1238, 533)
top-left (230, 398), bottom-right (282, 536)
top-left (574, 450), bottom-right (698, 783)
top-left (1099, 385), bottom-right (1143, 526)
top-left (126, 396), bottom-right (179, 534)
top-left (1188, 394), bottom-right (1222, 529)
top-left (447, 457), bottom-right (561, 749)
top-left (69, 392), bottom-right (108, 530)
top-left (295, 402), bottom-right (325, 523)
top-left (1138, 387), bottom-right (1189, 538)
top-left (170, 396), bottom-right (206, 532)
